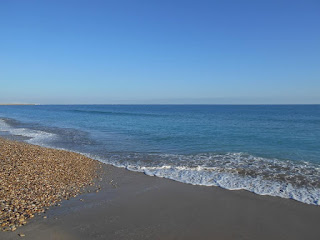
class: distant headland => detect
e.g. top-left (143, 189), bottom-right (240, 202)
top-left (0, 103), bottom-right (36, 105)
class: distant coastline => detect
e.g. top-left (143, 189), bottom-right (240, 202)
top-left (0, 103), bottom-right (36, 105)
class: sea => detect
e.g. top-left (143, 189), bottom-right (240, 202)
top-left (1, 105), bottom-right (320, 205)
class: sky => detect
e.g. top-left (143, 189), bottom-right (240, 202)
top-left (0, 0), bottom-right (319, 104)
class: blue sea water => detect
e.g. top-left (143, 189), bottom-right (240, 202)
top-left (1, 105), bottom-right (320, 205)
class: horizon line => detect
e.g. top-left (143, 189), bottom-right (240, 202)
top-left (1, 103), bottom-right (320, 106)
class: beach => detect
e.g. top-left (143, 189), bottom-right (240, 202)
top-left (1, 138), bottom-right (320, 240)
top-left (0, 138), bottom-right (101, 233)
top-left (2, 0), bottom-right (320, 238)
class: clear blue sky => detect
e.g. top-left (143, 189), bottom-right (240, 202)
top-left (1, 0), bottom-right (319, 104)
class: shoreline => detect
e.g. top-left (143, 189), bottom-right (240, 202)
top-left (1, 106), bottom-right (320, 206)
top-left (0, 104), bottom-right (36, 106)
top-left (0, 138), bottom-right (101, 233)
top-left (1, 138), bottom-right (320, 239)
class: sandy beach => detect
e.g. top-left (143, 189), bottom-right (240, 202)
top-left (2, 0), bottom-right (320, 238)
top-left (0, 137), bottom-right (319, 239)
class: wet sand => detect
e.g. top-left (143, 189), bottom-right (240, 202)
top-left (1, 139), bottom-right (320, 239)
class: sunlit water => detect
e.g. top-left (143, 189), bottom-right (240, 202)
top-left (1, 105), bottom-right (320, 205)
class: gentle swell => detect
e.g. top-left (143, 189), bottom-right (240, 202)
top-left (70, 109), bottom-right (164, 117)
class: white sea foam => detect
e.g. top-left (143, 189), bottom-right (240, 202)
top-left (90, 152), bottom-right (320, 206)
top-left (138, 165), bottom-right (320, 205)
top-left (0, 119), bottom-right (56, 145)
top-left (1, 118), bottom-right (319, 205)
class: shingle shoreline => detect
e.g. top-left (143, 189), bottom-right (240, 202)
top-left (0, 137), bottom-right (101, 232)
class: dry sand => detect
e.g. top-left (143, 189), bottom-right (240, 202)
top-left (1, 138), bottom-right (320, 239)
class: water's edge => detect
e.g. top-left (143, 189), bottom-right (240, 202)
top-left (1, 117), bottom-right (319, 206)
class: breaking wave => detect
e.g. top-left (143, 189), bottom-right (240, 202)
top-left (91, 152), bottom-right (320, 205)
top-left (0, 118), bottom-right (56, 145)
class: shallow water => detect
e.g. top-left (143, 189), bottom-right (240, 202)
top-left (1, 105), bottom-right (320, 205)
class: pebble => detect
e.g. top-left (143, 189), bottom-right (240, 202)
top-left (0, 138), bottom-right (101, 231)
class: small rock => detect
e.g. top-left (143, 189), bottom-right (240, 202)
top-left (3, 226), bottom-right (10, 231)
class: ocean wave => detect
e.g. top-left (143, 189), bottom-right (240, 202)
top-left (91, 152), bottom-right (320, 205)
top-left (0, 118), bottom-right (56, 145)
top-left (1, 117), bottom-right (320, 205)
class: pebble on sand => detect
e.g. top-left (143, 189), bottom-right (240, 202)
top-left (0, 138), bottom-right (101, 231)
